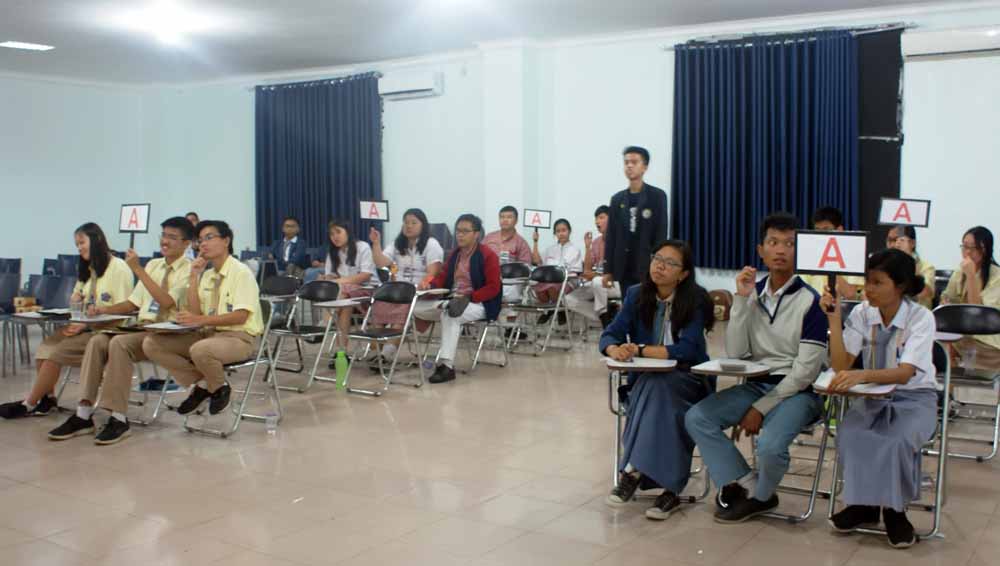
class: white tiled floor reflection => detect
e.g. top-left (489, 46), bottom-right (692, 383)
top-left (0, 324), bottom-right (997, 565)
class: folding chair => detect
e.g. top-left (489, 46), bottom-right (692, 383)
top-left (271, 280), bottom-right (342, 393)
top-left (511, 265), bottom-right (571, 354)
top-left (926, 304), bottom-right (1000, 462)
top-left (828, 341), bottom-right (953, 540)
top-left (608, 368), bottom-right (710, 503)
top-left (258, 276), bottom-right (304, 373)
top-left (456, 316), bottom-right (510, 373)
top-left (128, 358), bottom-right (178, 426)
top-left (182, 293), bottom-right (284, 439)
top-left (342, 281), bottom-right (426, 396)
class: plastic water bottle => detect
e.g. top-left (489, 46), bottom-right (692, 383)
top-left (335, 352), bottom-right (349, 390)
top-left (265, 412), bottom-right (278, 435)
top-left (422, 359), bottom-right (435, 371)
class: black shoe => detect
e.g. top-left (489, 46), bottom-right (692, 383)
top-left (48, 415), bottom-right (95, 440)
top-left (208, 384), bottom-right (232, 415)
top-left (537, 312), bottom-right (552, 325)
top-left (606, 472), bottom-right (642, 507)
top-left (368, 356), bottom-right (392, 373)
top-left (883, 507), bottom-right (917, 548)
top-left (599, 311), bottom-right (615, 329)
top-left (0, 401), bottom-right (28, 419)
top-left (177, 386), bottom-right (212, 415)
top-left (428, 364), bottom-right (456, 384)
top-left (716, 483), bottom-right (748, 512)
top-left (33, 395), bottom-right (58, 416)
top-left (646, 490), bottom-right (682, 520)
top-left (557, 312), bottom-right (567, 326)
top-left (829, 505), bottom-right (880, 533)
top-left (714, 494), bottom-right (778, 524)
top-left (95, 416), bottom-right (131, 445)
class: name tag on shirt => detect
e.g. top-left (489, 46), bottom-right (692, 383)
top-left (227, 303), bottom-right (234, 313)
top-left (100, 292), bottom-right (112, 303)
top-left (148, 300), bottom-right (160, 315)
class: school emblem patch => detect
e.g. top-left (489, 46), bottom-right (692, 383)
top-left (100, 292), bottom-right (112, 302)
top-left (641, 208), bottom-right (652, 219)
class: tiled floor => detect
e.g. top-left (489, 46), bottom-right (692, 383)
top-left (0, 324), bottom-right (998, 566)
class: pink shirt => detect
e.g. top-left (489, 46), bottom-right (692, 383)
top-left (482, 230), bottom-right (532, 264)
top-left (454, 248), bottom-right (475, 295)
top-left (590, 235), bottom-right (605, 271)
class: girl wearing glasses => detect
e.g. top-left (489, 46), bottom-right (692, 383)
top-left (600, 240), bottom-right (715, 521)
top-left (885, 225), bottom-right (935, 308)
top-left (942, 226), bottom-right (1000, 368)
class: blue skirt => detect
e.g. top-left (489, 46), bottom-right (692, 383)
top-left (837, 388), bottom-right (938, 511)
top-left (620, 371), bottom-right (715, 493)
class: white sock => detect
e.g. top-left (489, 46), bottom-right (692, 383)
top-left (441, 359), bottom-right (454, 369)
top-left (77, 405), bottom-right (94, 420)
top-left (736, 471), bottom-right (757, 492)
top-left (22, 400), bottom-right (36, 410)
top-left (381, 344), bottom-right (397, 358)
top-left (111, 412), bottom-right (127, 423)
top-left (624, 463), bottom-right (636, 474)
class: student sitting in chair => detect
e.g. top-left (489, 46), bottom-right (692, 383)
top-left (483, 205), bottom-right (533, 305)
top-left (602, 240), bottom-right (715, 520)
top-left (942, 226), bottom-right (1000, 369)
top-left (368, 208), bottom-right (444, 367)
top-left (0, 223), bottom-right (134, 419)
top-left (47, 217), bottom-right (194, 444)
top-left (685, 212), bottom-right (828, 523)
top-left (566, 205), bottom-right (622, 328)
top-left (822, 248), bottom-right (937, 549)
top-left (530, 218), bottom-right (583, 326)
top-left (800, 206), bottom-right (865, 300)
top-left (142, 220), bottom-right (263, 417)
top-left (416, 214), bottom-right (502, 384)
top-left (886, 225), bottom-right (936, 309)
top-left (268, 215), bottom-right (309, 278)
top-left (319, 218), bottom-right (377, 361)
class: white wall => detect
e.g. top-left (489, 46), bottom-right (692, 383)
top-left (3, 3), bottom-right (1000, 295)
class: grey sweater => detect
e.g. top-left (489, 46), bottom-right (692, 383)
top-left (725, 275), bottom-right (829, 415)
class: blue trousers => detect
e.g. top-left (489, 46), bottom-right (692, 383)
top-left (303, 267), bottom-right (324, 284)
top-left (684, 382), bottom-right (822, 501)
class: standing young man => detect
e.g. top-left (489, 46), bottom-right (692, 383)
top-left (47, 217), bottom-right (194, 444)
top-left (417, 214), bottom-right (502, 384)
top-left (143, 220), bottom-right (264, 417)
top-left (565, 205), bottom-right (621, 327)
top-left (685, 212), bottom-right (828, 523)
top-left (603, 146), bottom-right (668, 293)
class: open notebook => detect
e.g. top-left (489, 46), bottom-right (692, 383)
top-left (813, 369), bottom-right (896, 396)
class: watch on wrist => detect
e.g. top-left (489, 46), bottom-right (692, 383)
top-left (638, 344), bottom-right (647, 357)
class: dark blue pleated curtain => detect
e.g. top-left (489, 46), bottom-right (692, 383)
top-left (671, 31), bottom-right (859, 269)
top-left (255, 73), bottom-right (382, 246)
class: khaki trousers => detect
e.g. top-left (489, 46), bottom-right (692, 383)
top-left (142, 330), bottom-right (256, 391)
top-left (79, 332), bottom-right (149, 414)
top-left (35, 331), bottom-right (94, 366)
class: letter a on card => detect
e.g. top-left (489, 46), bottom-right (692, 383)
top-left (368, 202), bottom-right (380, 218)
top-left (818, 237), bottom-right (846, 269)
top-left (531, 212), bottom-right (541, 226)
top-left (127, 208), bottom-right (140, 228)
top-left (892, 202), bottom-right (911, 223)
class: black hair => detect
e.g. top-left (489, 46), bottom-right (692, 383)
top-left (594, 205), bottom-right (610, 217)
top-left (498, 206), bottom-right (518, 220)
top-left (759, 212), bottom-right (799, 243)
top-left (282, 216), bottom-right (300, 226)
top-left (455, 214), bottom-right (484, 242)
top-left (637, 240), bottom-right (715, 337)
top-left (553, 218), bottom-right (571, 233)
top-left (623, 146), bottom-right (650, 165)
top-left (964, 226), bottom-right (998, 289)
top-left (812, 206), bottom-right (844, 229)
top-left (75, 222), bottom-right (112, 283)
top-left (867, 248), bottom-right (925, 298)
top-left (889, 224), bottom-right (917, 242)
top-left (161, 216), bottom-right (194, 241)
top-left (327, 218), bottom-right (358, 272)
top-left (185, 212), bottom-right (199, 220)
top-left (394, 208), bottom-right (431, 256)
top-left (196, 220), bottom-right (235, 255)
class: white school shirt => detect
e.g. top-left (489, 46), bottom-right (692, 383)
top-left (383, 237), bottom-right (444, 283)
top-left (542, 242), bottom-right (583, 273)
top-left (282, 236), bottom-right (298, 262)
top-left (325, 241), bottom-right (377, 280)
top-left (759, 275), bottom-right (797, 317)
top-left (842, 298), bottom-right (937, 391)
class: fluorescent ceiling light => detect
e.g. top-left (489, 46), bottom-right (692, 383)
top-left (0, 41), bottom-right (55, 51)
top-left (113, 1), bottom-right (225, 45)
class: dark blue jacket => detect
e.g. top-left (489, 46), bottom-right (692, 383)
top-left (432, 243), bottom-right (503, 321)
top-left (270, 237), bottom-right (309, 270)
top-left (599, 284), bottom-right (710, 370)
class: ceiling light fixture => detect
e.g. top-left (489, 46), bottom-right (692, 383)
top-left (113, 1), bottom-right (222, 45)
top-left (0, 41), bottom-right (55, 51)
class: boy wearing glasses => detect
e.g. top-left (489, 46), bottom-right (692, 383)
top-left (143, 220), bottom-right (264, 417)
top-left (417, 214), bottom-right (502, 384)
top-left (685, 212), bottom-right (828, 523)
top-left (47, 217), bottom-right (194, 445)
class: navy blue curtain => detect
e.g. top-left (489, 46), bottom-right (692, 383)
top-left (671, 30), bottom-right (859, 269)
top-left (255, 72), bottom-right (382, 248)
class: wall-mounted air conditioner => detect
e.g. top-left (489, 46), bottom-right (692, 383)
top-left (902, 25), bottom-right (1000, 58)
top-left (377, 71), bottom-right (443, 100)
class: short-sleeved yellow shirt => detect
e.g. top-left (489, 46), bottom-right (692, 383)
top-left (128, 257), bottom-right (192, 322)
top-left (197, 255), bottom-right (263, 336)
top-left (943, 265), bottom-right (1000, 350)
top-left (72, 256), bottom-right (135, 309)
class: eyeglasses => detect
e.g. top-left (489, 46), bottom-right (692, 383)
top-left (960, 244), bottom-right (982, 252)
top-left (455, 228), bottom-right (477, 235)
top-left (195, 233), bottom-right (222, 245)
top-left (650, 255), bottom-right (683, 269)
top-left (764, 238), bottom-right (796, 249)
top-left (160, 232), bottom-right (188, 242)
